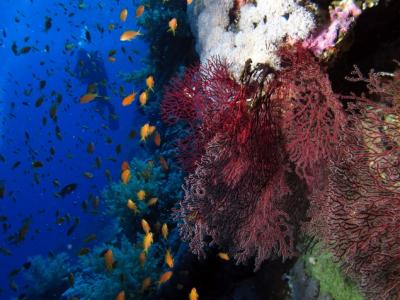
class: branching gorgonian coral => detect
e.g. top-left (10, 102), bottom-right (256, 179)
top-left (307, 65), bottom-right (400, 299)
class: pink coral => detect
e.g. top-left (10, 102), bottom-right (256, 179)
top-left (303, 0), bottom-right (361, 56)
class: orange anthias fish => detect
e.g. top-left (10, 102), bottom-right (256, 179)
top-left (139, 251), bottom-right (146, 267)
top-left (217, 252), bottom-right (230, 261)
top-left (158, 271), bottom-right (173, 287)
top-left (187, 0), bottom-right (193, 4)
top-left (141, 277), bottom-right (151, 292)
top-left (140, 123), bottom-right (156, 142)
top-left (121, 169), bottom-right (131, 184)
top-left (148, 197), bottom-right (158, 206)
top-left (143, 232), bottom-right (153, 253)
top-left (139, 91), bottom-right (148, 106)
top-left (145, 75), bottom-right (154, 91)
top-left (121, 161), bottom-right (130, 171)
top-left (104, 249), bottom-right (114, 271)
top-left (189, 287), bottom-right (199, 300)
top-left (141, 219), bottom-right (151, 234)
top-left (120, 9), bottom-right (128, 22)
top-left (137, 189), bottom-right (146, 201)
top-left (116, 290), bottom-right (125, 300)
top-left (108, 56), bottom-right (116, 63)
top-left (159, 156), bottom-right (169, 172)
top-left (127, 199), bottom-right (138, 213)
top-left (161, 223), bottom-right (168, 240)
top-left (136, 5), bottom-right (145, 18)
top-left (80, 93), bottom-right (98, 104)
top-left (167, 18), bottom-right (177, 36)
top-left (165, 249), bottom-right (174, 268)
top-left (120, 30), bottom-right (141, 41)
top-left (122, 92), bottom-right (136, 106)
top-left (154, 132), bottom-right (161, 147)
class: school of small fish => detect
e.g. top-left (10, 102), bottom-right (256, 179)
top-left (0, 0), bottom-right (203, 298)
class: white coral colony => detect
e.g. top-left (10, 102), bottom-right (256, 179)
top-left (187, 0), bottom-right (316, 79)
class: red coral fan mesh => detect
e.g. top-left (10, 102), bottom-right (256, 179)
top-left (308, 155), bottom-right (400, 299)
top-left (161, 58), bottom-right (241, 172)
top-left (174, 90), bottom-right (303, 270)
top-left (306, 67), bottom-right (400, 299)
top-left (344, 66), bottom-right (400, 194)
top-left (276, 45), bottom-right (345, 188)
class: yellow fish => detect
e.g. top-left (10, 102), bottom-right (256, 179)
top-left (140, 123), bottom-right (156, 142)
top-left (120, 9), bottom-right (128, 22)
top-left (127, 199), bottom-right (138, 213)
top-left (143, 232), bottom-right (153, 253)
top-left (141, 219), bottom-right (151, 234)
top-left (104, 249), bottom-right (114, 271)
top-left (137, 189), bottom-right (146, 201)
top-left (189, 287), bottom-right (199, 300)
top-left (165, 249), bottom-right (174, 268)
top-left (120, 30), bottom-right (142, 41)
top-left (217, 252), bottom-right (230, 261)
top-left (136, 5), bottom-right (145, 18)
top-left (139, 91), bottom-right (148, 106)
top-left (167, 18), bottom-right (177, 36)
top-left (121, 169), bottom-right (131, 184)
top-left (158, 271), bottom-right (173, 287)
top-left (146, 75), bottom-right (154, 91)
top-left (122, 92), bottom-right (136, 106)
top-left (148, 197), bottom-right (158, 206)
top-left (161, 223), bottom-right (168, 240)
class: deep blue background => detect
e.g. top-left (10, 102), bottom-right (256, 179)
top-left (0, 0), bottom-right (148, 297)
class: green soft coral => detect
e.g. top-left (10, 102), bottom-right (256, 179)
top-left (302, 244), bottom-right (364, 300)
top-left (102, 158), bottom-right (182, 228)
top-left (102, 159), bottom-right (162, 219)
top-left (23, 252), bottom-right (72, 298)
top-left (62, 234), bottom-right (166, 300)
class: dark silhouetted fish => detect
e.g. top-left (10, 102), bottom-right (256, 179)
top-left (58, 183), bottom-right (77, 197)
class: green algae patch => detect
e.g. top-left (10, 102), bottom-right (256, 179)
top-left (302, 244), bottom-right (364, 300)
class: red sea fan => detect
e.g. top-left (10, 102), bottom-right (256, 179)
top-left (308, 155), bottom-right (400, 299)
top-left (306, 66), bottom-right (400, 299)
top-left (176, 101), bottom-right (297, 270)
top-left (171, 59), bottom-right (308, 270)
top-left (161, 58), bottom-right (241, 172)
top-left (275, 45), bottom-right (345, 188)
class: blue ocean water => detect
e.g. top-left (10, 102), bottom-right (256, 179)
top-left (0, 0), bottom-right (149, 298)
